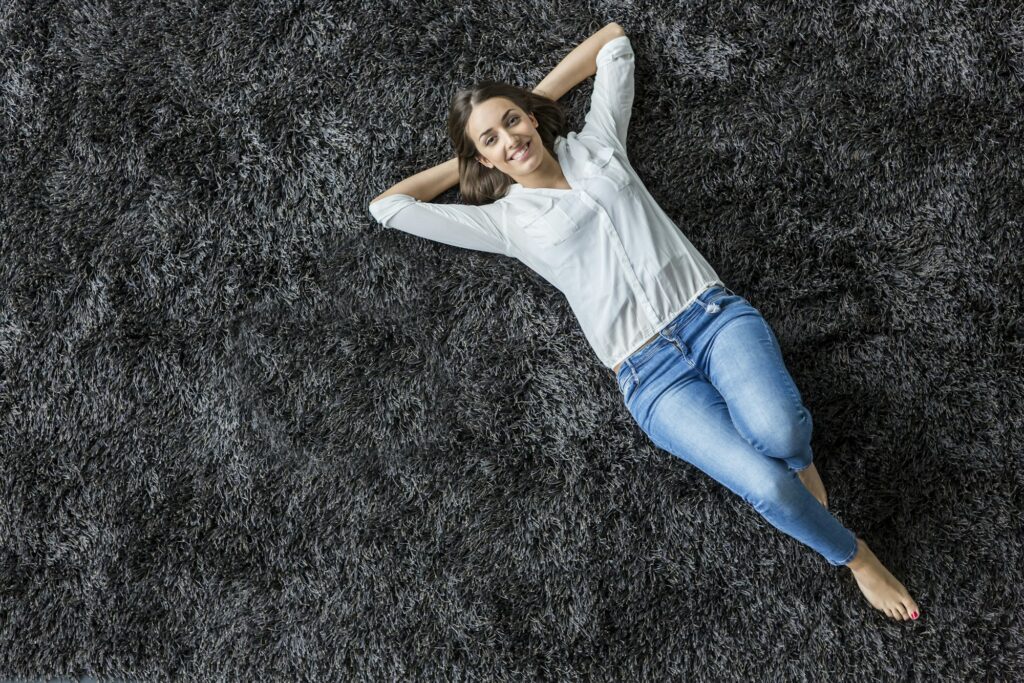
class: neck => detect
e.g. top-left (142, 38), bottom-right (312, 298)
top-left (515, 146), bottom-right (566, 190)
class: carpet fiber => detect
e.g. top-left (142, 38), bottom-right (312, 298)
top-left (2, 0), bottom-right (1022, 680)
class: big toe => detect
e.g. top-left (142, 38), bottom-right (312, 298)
top-left (906, 600), bottom-right (921, 620)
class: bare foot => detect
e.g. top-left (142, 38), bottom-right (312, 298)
top-left (797, 463), bottom-right (828, 509)
top-left (846, 537), bottom-right (921, 622)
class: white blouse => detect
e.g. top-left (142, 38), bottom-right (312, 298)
top-left (369, 35), bottom-right (725, 371)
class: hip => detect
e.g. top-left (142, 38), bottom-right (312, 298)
top-left (612, 283), bottom-right (737, 376)
top-left (613, 331), bottom-right (660, 374)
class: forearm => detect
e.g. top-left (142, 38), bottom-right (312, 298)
top-left (371, 156), bottom-right (459, 203)
top-left (372, 23), bottom-right (626, 204)
top-left (532, 23), bottom-right (626, 100)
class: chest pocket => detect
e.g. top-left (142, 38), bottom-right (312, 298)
top-left (581, 142), bottom-right (633, 191)
top-left (523, 192), bottom-right (595, 248)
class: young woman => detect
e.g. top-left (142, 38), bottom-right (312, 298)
top-left (369, 23), bottom-right (921, 622)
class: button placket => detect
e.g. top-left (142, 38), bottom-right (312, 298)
top-left (658, 327), bottom-right (688, 356)
top-left (580, 191), bottom-right (660, 325)
top-left (660, 327), bottom-right (710, 381)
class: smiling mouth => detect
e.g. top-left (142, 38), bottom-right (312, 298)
top-left (509, 141), bottom-right (531, 161)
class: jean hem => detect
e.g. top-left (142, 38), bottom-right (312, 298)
top-left (830, 534), bottom-right (860, 567)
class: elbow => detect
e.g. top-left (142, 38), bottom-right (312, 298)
top-left (370, 191), bottom-right (400, 207)
top-left (605, 22), bottom-right (626, 37)
top-left (369, 192), bottom-right (415, 225)
top-left (371, 189), bottom-right (415, 205)
top-left (369, 195), bottom-right (391, 223)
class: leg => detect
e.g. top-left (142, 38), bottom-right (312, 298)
top-left (624, 349), bottom-right (858, 567)
top-left (700, 306), bottom-right (815, 474)
top-left (633, 287), bottom-right (920, 619)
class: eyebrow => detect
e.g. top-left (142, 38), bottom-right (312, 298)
top-left (477, 108), bottom-right (516, 141)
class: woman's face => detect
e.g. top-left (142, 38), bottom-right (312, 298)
top-left (468, 97), bottom-right (542, 178)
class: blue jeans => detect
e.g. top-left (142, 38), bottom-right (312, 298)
top-left (614, 284), bottom-right (859, 566)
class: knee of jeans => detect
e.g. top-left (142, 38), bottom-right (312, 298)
top-left (743, 473), bottom-right (796, 516)
top-left (750, 413), bottom-right (813, 460)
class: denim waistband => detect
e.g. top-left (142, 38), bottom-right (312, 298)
top-left (617, 283), bottom-right (736, 376)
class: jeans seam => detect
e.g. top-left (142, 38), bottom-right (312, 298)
top-left (626, 364), bottom-right (640, 396)
top-left (759, 316), bottom-right (804, 410)
top-left (671, 335), bottom-right (712, 385)
top-left (618, 363), bottom-right (639, 397)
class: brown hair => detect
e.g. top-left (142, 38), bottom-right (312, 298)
top-left (447, 80), bottom-right (569, 205)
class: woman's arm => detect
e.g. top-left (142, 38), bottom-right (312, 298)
top-left (371, 23), bottom-right (626, 204)
top-left (532, 23), bottom-right (626, 100)
top-left (371, 157), bottom-right (458, 204)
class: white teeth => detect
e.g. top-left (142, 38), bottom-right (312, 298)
top-left (511, 142), bottom-right (529, 160)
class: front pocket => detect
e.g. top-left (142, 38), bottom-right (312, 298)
top-left (523, 193), bottom-right (592, 247)
top-left (582, 143), bottom-right (633, 190)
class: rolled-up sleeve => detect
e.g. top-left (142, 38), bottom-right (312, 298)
top-left (368, 193), bottom-right (512, 256)
top-left (581, 35), bottom-right (635, 152)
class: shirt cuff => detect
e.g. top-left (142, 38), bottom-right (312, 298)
top-left (368, 193), bottom-right (414, 226)
top-left (596, 35), bottom-right (633, 67)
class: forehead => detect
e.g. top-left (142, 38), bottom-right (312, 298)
top-left (468, 97), bottom-right (519, 136)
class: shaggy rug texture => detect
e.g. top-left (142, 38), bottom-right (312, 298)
top-left (2, 0), bottom-right (1022, 680)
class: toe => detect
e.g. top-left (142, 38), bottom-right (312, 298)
top-left (895, 604), bottom-right (909, 620)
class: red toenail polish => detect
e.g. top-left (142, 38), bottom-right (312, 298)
top-left (911, 612), bottom-right (918, 619)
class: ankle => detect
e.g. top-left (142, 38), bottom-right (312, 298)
top-left (845, 537), bottom-right (870, 572)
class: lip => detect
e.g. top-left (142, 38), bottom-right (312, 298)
top-left (509, 141), bottom-right (531, 161)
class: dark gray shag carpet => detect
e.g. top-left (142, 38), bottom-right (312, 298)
top-left (2, 1), bottom-right (1023, 680)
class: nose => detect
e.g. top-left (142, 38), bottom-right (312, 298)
top-left (503, 134), bottom-right (525, 157)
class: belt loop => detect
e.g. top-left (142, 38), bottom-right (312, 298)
top-left (619, 356), bottom-right (638, 389)
top-left (703, 284), bottom-right (733, 314)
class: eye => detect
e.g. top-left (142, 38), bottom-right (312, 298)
top-left (485, 116), bottom-right (520, 145)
